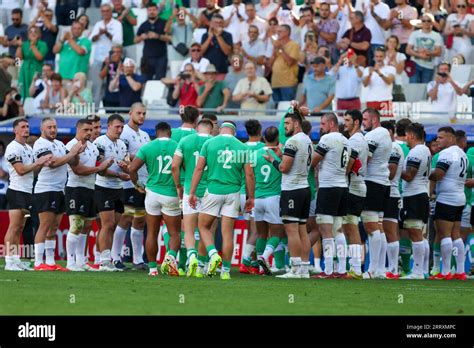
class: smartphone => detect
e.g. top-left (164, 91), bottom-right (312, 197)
top-left (347, 48), bottom-right (355, 59)
top-left (438, 72), bottom-right (448, 78)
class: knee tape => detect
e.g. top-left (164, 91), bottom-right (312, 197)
top-left (316, 214), bottom-right (334, 225)
top-left (123, 206), bottom-right (135, 217)
top-left (403, 219), bottom-right (424, 230)
top-left (332, 217), bottom-right (343, 236)
top-left (69, 215), bottom-right (84, 233)
top-left (342, 214), bottom-right (359, 226)
top-left (133, 209), bottom-right (146, 218)
top-left (361, 211), bottom-right (379, 223)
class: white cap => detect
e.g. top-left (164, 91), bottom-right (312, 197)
top-left (123, 58), bottom-right (136, 67)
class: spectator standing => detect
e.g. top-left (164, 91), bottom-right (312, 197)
top-left (16, 27), bottom-right (47, 99)
top-left (196, 64), bottom-right (230, 112)
top-left (4, 9), bottom-right (28, 58)
top-left (135, 3), bottom-right (171, 82)
top-left (338, 11), bottom-right (372, 67)
top-left (299, 30), bottom-right (319, 72)
top-left (53, 20), bottom-right (91, 80)
top-left (201, 14), bottom-right (233, 79)
top-left (222, 0), bottom-right (247, 44)
top-left (384, 35), bottom-right (407, 101)
top-left (421, 0), bottom-right (447, 33)
top-left (89, 3), bottom-right (123, 107)
top-left (256, 0), bottom-right (278, 20)
top-left (232, 61), bottom-right (272, 115)
top-left (109, 58), bottom-right (145, 107)
top-left (387, 0), bottom-right (418, 55)
top-left (301, 56), bottom-right (335, 115)
top-left (225, 54), bottom-right (246, 109)
top-left (0, 141), bottom-right (7, 210)
top-left (29, 8), bottom-right (58, 67)
top-left (158, 0), bottom-right (183, 22)
top-left (77, 14), bottom-right (91, 38)
top-left (299, 6), bottom-right (316, 49)
top-left (198, 0), bottom-right (221, 30)
top-left (406, 13), bottom-right (443, 83)
top-left (427, 62), bottom-right (463, 121)
top-left (0, 54), bottom-right (14, 106)
top-left (0, 0), bottom-right (21, 29)
top-left (29, 63), bottom-right (54, 114)
top-left (443, 0), bottom-right (473, 63)
top-left (172, 63), bottom-right (201, 107)
top-left (1, 87), bottom-right (24, 119)
top-left (100, 45), bottom-right (123, 112)
top-left (25, 0), bottom-right (56, 22)
top-left (269, 24), bottom-right (301, 104)
top-left (362, 47), bottom-right (396, 116)
top-left (241, 24), bottom-right (266, 76)
top-left (358, 0), bottom-right (390, 62)
top-left (55, 0), bottom-right (79, 26)
top-left (179, 42), bottom-right (210, 81)
top-left (39, 72), bottom-right (67, 113)
top-left (331, 51), bottom-right (363, 111)
top-left (112, 0), bottom-right (137, 62)
top-left (239, 3), bottom-right (267, 45)
top-left (314, 2), bottom-right (339, 63)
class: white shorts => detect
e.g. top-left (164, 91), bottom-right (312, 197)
top-left (308, 198), bottom-right (316, 218)
top-left (200, 191), bottom-right (240, 218)
top-left (240, 193), bottom-right (254, 219)
top-left (254, 196), bottom-right (282, 225)
top-left (461, 204), bottom-right (472, 228)
top-left (144, 189), bottom-right (181, 217)
top-left (183, 193), bottom-right (202, 215)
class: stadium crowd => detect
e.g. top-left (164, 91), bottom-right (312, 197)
top-left (0, 0), bottom-right (474, 118)
top-left (1, 103), bottom-right (474, 281)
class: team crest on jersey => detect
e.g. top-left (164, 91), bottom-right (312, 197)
top-left (50, 201), bottom-right (56, 209)
top-left (79, 205), bottom-right (85, 213)
top-left (104, 201), bottom-right (110, 208)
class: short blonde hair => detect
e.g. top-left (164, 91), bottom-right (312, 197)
top-left (73, 72), bottom-right (87, 87)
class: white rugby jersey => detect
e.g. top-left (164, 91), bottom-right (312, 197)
top-left (66, 139), bottom-right (100, 190)
top-left (435, 145), bottom-right (467, 207)
top-left (94, 135), bottom-right (128, 189)
top-left (121, 124), bottom-right (150, 189)
top-left (5, 140), bottom-right (34, 193)
top-left (348, 132), bottom-right (368, 196)
top-left (33, 137), bottom-right (68, 194)
top-left (281, 132), bottom-right (312, 191)
top-left (316, 132), bottom-right (350, 188)
top-left (402, 143), bottom-right (431, 197)
top-left (389, 141), bottom-right (404, 198)
top-left (364, 126), bottom-right (392, 186)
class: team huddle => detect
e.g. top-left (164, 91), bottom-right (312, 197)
top-left (2, 102), bottom-right (473, 280)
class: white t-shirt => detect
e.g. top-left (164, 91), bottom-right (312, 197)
top-left (332, 4), bottom-right (351, 41)
top-left (4, 140), bottom-right (34, 194)
top-left (66, 139), bottom-right (99, 190)
top-left (363, 65), bottom-right (396, 102)
top-left (120, 124), bottom-right (150, 189)
top-left (427, 81), bottom-right (457, 120)
top-left (316, 132), bottom-right (350, 188)
top-left (222, 4), bottom-right (248, 44)
top-left (33, 137), bottom-right (68, 194)
top-left (94, 135), bottom-right (128, 189)
top-left (364, 126), bottom-right (392, 186)
top-left (89, 19), bottom-right (123, 62)
top-left (384, 52), bottom-right (406, 85)
top-left (348, 132), bottom-right (368, 197)
top-left (356, 0), bottom-right (390, 45)
top-left (232, 76), bottom-right (273, 110)
top-left (239, 17), bottom-right (267, 45)
top-left (389, 141), bottom-right (404, 198)
top-left (180, 57), bottom-right (210, 73)
top-left (435, 145), bottom-right (467, 206)
top-left (281, 132), bottom-right (312, 191)
top-left (256, 2), bottom-right (278, 20)
top-left (402, 143), bottom-right (431, 197)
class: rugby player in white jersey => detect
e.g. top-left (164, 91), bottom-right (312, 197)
top-left (65, 119), bottom-right (113, 271)
top-left (265, 110), bottom-right (313, 279)
top-left (429, 127), bottom-right (468, 281)
top-left (312, 113), bottom-right (354, 278)
top-left (111, 103), bottom-right (150, 271)
top-left (380, 121), bottom-right (405, 279)
top-left (400, 123), bottom-right (431, 280)
top-left (361, 108), bottom-right (392, 279)
top-left (94, 114), bottom-right (130, 271)
top-left (4, 119), bottom-right (50, 271)
top-left (33, 117), bottom-right (86, 271)
top-left (342, 110), bottom-right (368, 279)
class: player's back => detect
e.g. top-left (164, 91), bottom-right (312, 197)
top-left (281, 132), bottom-right (312, 191)
top-left (171, 127), bottom-right (196, 143)
top-left (254, 146), bottom-right (282, 199)
top-left (402, 143), bottom-right (431, 197)
top-left (317, 132), bottom-right (350, 188)
top-left (364, 126), bottom-right (392, 186)
top-left (436, 145), bottom-right (467, 206)
top-left (240, 141), bottom-right (265, 193)
top-left (33, 137), bottom-right (68, 193)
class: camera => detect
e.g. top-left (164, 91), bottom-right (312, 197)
top-left (180, 72), bottom-right (191, 80)
top-left (12, 93), bottom-right (21, 102)
top-left (437, 72), bottom-right (448, 78)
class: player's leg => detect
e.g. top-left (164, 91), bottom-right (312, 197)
top-left (399, 220), bottom-right (425, 279)
top-left (255, 219), bottom-right (269, 274)
top-left (183, 213), bottom-right (198, 276)
top-left (377, 214), bottom-right (388, 277)
top-left (97, 209), bottom-right (120, 271)
top-left (308, 216), bottom-right (322, 274)
top-left (452, 215), bottom-right (466, 280)
top-left (333, 217), bottom-right (347, 277)
top-left (240, 194), bottom-right (257, 273)
top-left (362, 211), bottom-right (382, 277)
top-left (343, 217), bottom-right (362, 279)
top-left (434, 219), bottom-right (454, 278)
top-left (131, 213), bottom-right (146, 269)
top-left (80, 218), bottom-right (96, 270)
top-left (145, 213), bottom-right (162, 276)
top-left (112, 211), bottom-right (132, 269)
top-left (384, 218), bottom-right (400, 278)
top-left (220, 215), bottom-right (236, 280)
top-left (431, 231), bottom-right (441, 276)
top-left (34, 211), bottom-right (56, 270)
top-left (298, 221), bottom-right (311, 278)
top-left (66, 214), bottom-right (85, 271)
top-left (5, 209), bottom-right (28, 271)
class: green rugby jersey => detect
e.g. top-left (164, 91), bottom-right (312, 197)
top-left (253, 146), bottom-right (281, 199)
top-left (175, 133), bottom-right (211, 198)
top-left (136, 137), bottom-right (178, 197)
top-left (200, 134), bottom-right (249, 195)
top-left (171, 127), bottom-right (196, 184)
top-left (240, 141), bottom-right (265, 194)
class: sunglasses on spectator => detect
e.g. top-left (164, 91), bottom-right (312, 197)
top-left (191, 49), bottom-right (201, 52)
top-left (422, 19), bottom-right (432, 23)
top-left (457, 4), bottom-right (467, 8)
top-left (249, 31), bottom-right (258, 34)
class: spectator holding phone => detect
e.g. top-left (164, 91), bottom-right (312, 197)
top-left (172, 63), bottom-right (200, 107)
top-left (100, 45), bottom-right (123, 112)
top-left (386, 0), bottom-right (418, 56)
top-left (64, 72), bottom-right (93, 109)
top-left (443, 0), bottom-right (473, 63)
top-left (331, 49), bottom-right (363, 112)
top-left (109, 57), bottom-right (145, 108)
top-left (1, 87), bottom-right (24, 119)
top-left (427, 62), bottom-right (463, 121)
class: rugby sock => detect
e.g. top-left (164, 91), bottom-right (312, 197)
top-left (274, 237), bottom-right (287, 269)
top-left (222, 260), bottom-right (231, 273)
top-left (440, 237), bottom-right (453, 276)
top-left (111, 226), bottom-right (127, 262)
top-left (45, 240), bottom-right (56, 266)
top-left (387, 241), bottom-right (399, 274)
top-left (256, 238), bottom-right (266, 259)
top-left (34, 243), bottom-right (45, 267)
top-left (377, 233), bottom-right (387, 274)
top-left (76, 234), bottom-right (87, 266)
top-left (168, 249), bottom-right (178, 259)
top-left (301, 261), bottom-right (310, 274)
top-left (100, 249), bottom-right (111, 263)
top-left (433, 242), bottom-right (441, 271)
top-left (94, 249), bottom-right (101, 265)
top-left (197, 254), bottom-right (207, 271)
top-left (148, 261), bottom-right (157, 273)
top-left (179, 231), bottom-right (187, 270)
top-left (263, 237), bottom-right (279, 260)
top-left (322, 238), bottom-right (335, 275)
top-left (5, 255), bottom-right (14, 267)
top-left (130, 228), bottom-right (144, 264)
top-left (206, 245), bottom-right (218, 258)
top-left (423, 239), bottom-right (430, 275)
top-left (289, 256), bottom-right (301, 273)
top-left (66, 232), bottom-right (79, 268)
top-left (453, 238), bottom-right (465, 274)
top-left (349, 244), bottom-right (362, 275)
top-left (335, 233), bottom-right (347, 274)
top-left (368, 231), bottom-right (381, 274)
top-left (187, 248), bottom-right (197, 259)
top-left (251, 260), bottom-right (259, 268)
top-left (313, 258), bottom-right (322, 271)
top-left (242, 244), bottom-right (255, 267)
top-left (399, 237), bottom-right (412, 273)
top-left (412, 241), bottom-right (424, 275)
top-left (451, 254), bottom-right (457, 272)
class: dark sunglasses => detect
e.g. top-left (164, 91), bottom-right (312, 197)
top-left (422, 19), bottom-right (432, 23)
top-left (191, 49), bottom-right (201, 52)
top-left (457, 4), bottom-right (467, 8)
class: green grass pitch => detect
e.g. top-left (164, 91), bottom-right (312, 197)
top-left (0, 261), bottom-right (473, 315)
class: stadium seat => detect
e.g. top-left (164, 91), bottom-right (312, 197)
top-left (23, 97), bottom-right (35, 116)
top-left (276, 101), bottom-right (292, 117)
top-left (142, 80), bottom-right (167, 105)
top-left (403, 84), bottom-right (428, 103)
top-left (451, 64), bottom-right (473, 86)
top-left (170, 60), bottom-right (184, 79)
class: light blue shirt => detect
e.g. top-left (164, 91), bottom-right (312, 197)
top-left (331, 65), bottom-right (362, 99)
top-left (303, 73), bottom-right (335, 111)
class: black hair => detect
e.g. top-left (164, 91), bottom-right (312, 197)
top-left (264, 126), bottom-right (279, 143)
top-left (245, 119), bottom-right (262, 137)
top-left (344, 109), bottom-right (363, 127)
top-left (76, 118), bottom-right (93, 127)
top-left (198, 119), bottom-right (213, 129)
top-left (12, 8), bottom-right (22, 16)
top-left (85, 114), bottom-right (100, 123)
top-left (180, 106), bottom-right (200, 124)
top-left (202, 113), bottom-right (217, 122)
top-left (302, 120), bottom-right (312, 135)
top-left (156, 122), bottom-right (171, 134)
top-left (107, 114), bottom-right (125, 124)
top-left (396, 118), bottom-right (411, 137)
top-left (284, 109), bottom-right (303, 125)
top-left (438, 126), bottom-right (456, 136)
top-left (406, 122), bottom-right (426, 141)
top-left (13, 118), bottom-right (28, 128)
top-left (381, 120), bottom-right (395, 134)
top-left (455, 129), bottom-right (466, 141)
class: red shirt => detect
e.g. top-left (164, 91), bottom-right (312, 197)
top-left (179, 81), bottom-right (199, 107)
